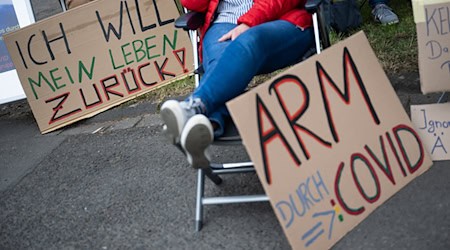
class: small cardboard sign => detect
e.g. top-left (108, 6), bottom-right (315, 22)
top-left (411, 103), bottom-right (450, 161)
top-left (4, 0), bottom-right (193, 133)
top-left (412, 0), bottom-right (450, 93)
top-left (227, 32), bottom-right (433, 250)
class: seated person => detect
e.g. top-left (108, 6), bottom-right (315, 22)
top-left (160, 0), bottom-right (314, 168)
top-left (370, 0), bottom-right (399, 25)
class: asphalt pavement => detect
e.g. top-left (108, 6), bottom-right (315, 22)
top-left (0, 1), bottom-right (449, 249)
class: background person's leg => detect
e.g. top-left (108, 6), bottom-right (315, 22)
top-left (368, 0), bottom-right (389, 8)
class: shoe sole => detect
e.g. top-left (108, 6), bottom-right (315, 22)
top-left (181, 116), bottom-right (213, 169)
top-left (160, 101), bottom-right (185, 144)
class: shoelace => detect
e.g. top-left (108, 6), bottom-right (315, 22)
top-left (185, 97), bottom-right (205, 115)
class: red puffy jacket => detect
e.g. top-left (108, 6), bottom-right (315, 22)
top-left (181, 0), bottom-right (312, 57)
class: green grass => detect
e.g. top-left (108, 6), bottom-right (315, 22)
top-left (333, 1), bottom-right (418, 73)
top-left (131, 1), bottom-right (418, 106)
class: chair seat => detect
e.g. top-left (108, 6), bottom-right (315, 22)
top-left (213, 118), bottom-right (242, 145)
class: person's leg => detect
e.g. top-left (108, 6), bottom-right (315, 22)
top-left (197, 23), bottom-right (234, 138)
top-left (369, 0), bottom-right (399, 25)
top-left (162, 20), bottom-right (313, 168)
top-left (161, 23), bottom-right (235, 144)
top-left (193, 20), bottom-right (314, 115)
top-left (193, 21), bottom-right (313, 138)
top-left (201, 23), bottom-right (236, 73)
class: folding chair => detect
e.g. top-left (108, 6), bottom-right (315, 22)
top-left (173, 0), bottom-right (331, 231)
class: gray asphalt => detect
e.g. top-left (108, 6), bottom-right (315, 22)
top-left (1, 1), bottom-right (449, 249)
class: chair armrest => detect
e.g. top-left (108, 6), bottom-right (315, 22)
top-left (305, 0), bottom-right (324, 13)
top-left (175, 11), bottom-right (205, 31)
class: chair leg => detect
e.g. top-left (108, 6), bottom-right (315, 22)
top-left (204, 168), bottom-right (222, 185)
top-left (195, 168), bottom-right (205, 231)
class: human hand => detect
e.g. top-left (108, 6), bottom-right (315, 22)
top-left (218, 24), bottom-right (250, 42)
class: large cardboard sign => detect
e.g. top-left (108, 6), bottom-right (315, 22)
top-left (4, 0), bottom-right (193, 133)
top-left (0, 0), bottom-right (34, 104)
top-left (412, 0), bottom-right (450, 93)
top-left (411, 103), bottom-right (450, 161)
top-left (227, 32), bottom-right (433, 249)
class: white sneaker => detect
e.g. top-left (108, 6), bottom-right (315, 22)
top-left (160, 98), bottom-right (206, 144)
top-left (181, 115), bottom-right (213, 169)
top-left (161, 100), bottom-right (190, 144)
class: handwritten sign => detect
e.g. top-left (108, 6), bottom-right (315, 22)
top-left (4, 0), bottom-right (193, 133)
top-left (412, 0), bottom-right (450, 93)
top-left (411, 103), bottom-right (450, 161)
top-left (227, 32), bottom-right (433, 250)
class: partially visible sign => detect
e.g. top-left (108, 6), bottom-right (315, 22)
top-left (227, 32), bottom-right (433, 249)
top-left (0, 0), bottom-right (34, 104)
top-left (411, 103), bottom-right (450, 161)
top-left (412, 0), bottom-right (450, 93)
top-left (4, 0), bottom-right (193, 133)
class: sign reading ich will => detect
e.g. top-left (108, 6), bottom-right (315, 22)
top-left (4, 0), bottom-right (193, 133)
top-left (227, 32), bottom-right (433, 250)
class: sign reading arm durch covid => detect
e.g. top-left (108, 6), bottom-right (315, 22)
top-left (228, 32), bottom-right (433, 250)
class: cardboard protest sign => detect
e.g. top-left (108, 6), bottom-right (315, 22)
top-left (227, 32), bottom-right (433, 250)
top-left (412, 0), bottom-right (450, 93)
top-left (4, 0), bottom-right (193, 133)
top-left (411, 103), bottom-right (450, 161)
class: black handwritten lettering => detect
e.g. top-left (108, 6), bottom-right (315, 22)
top-left (365, 135), bottom-right (396, 185)
top-left (15, 40), bottom-right (28, 69)
top-left (269, 75), bottom-right (332, 161)
top-left (135, 0), bottom-right (157, 31)
top-left (45, 92), bottom-right (82, 124)
top-left (392, 124), bottom-right (425, 174)
top-left (256, 94), bottom-right (301, 185)
top-left (28, 34), bottom-right (47, 65)
top-left (151, 0), bottom-right (175, 27)
top-left (121, 67), bottom-right (142, 94)
top-left (101, 75), bottom-right (125, 100)
top-left (317, 47), bottom-right (380, 143)
top-left (137, 62), bottom-right (157, 86)
top-left (350, 153), bottom-right (381, 204)
top-left (42, 23), bottom-right (71, 61)
top-left (96, 2), bottom-right (124, 42)
top-left (79, 84), bottom-right (103, 109)
top-left (154, 58), bottom-right (176, 81)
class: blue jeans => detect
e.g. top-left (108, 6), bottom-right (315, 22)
top-left (369, 0), bottom-right (389, 8)
top-left (192, 21), bottom-right (314, 137)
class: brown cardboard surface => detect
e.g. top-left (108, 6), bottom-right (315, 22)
top-left (4, 0), bottom-right (193, 133)
top-left (227, 32), bottom-right (433, 250)
top-left (411, 103), bottom-right (450, 161)
top-left (414, 1), bottom-right (450, 93)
